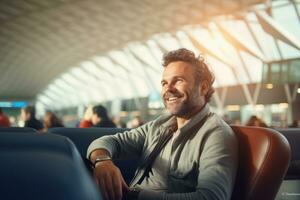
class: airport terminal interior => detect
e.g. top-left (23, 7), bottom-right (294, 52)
top-left (0, 1), bottom-right (300, 200)
top-left (0, 0), bottom-right (299, 129)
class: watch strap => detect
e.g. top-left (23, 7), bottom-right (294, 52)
top-left (93, 155), bottom-right (111, 167)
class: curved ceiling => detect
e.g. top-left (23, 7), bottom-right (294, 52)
top-left (1, 0), bottom-right (300, 113)
top-left (0, 0), bottom-right (265, 100)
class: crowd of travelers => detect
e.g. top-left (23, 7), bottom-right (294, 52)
top-left (0, 105), bottom-right (299, 131)
top-left (0, 104), bottom-right (146, 132)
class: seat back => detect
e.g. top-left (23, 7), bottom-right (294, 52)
top-left (49, 127), bottom-right (138, 184)
top-left (0, 131), bottom-right (102, 200)
top-left (49, 127), bottom-right (127, 156)
top-left (277, 128), bottom-right (300, 179)
top-left (231, 125), bottom-right (291, 200)
top-left (0, 127), bottom-right (38, 133)
top-left (275, 128), bottom-right (300, 200)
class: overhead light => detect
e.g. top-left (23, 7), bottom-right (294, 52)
top-left (226, 105), bottom-right (240, 111)
top-left (279, 103), bottom-right (288, 109)
top-left (298, 88), bottom-right (300, 94)
top-left (265, 83), bottom-right (273, 89)
top-left (255, 104), bottom-right (264, 111)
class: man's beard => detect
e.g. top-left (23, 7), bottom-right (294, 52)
top-left (163, 88), bottom-right (199, 118)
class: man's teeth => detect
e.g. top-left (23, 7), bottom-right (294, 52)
top-left (168, 97), bottom-right (178, 101)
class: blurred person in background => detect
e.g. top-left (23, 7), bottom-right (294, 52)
top-left (246, 115), bottom-right (268, 128)
top-left (92, 105), bottom-right (116, 128)
top-left (9, 116), bottom-right (17, 127)
top-left (112, 115), bottom-right (126, 128)
top-left (127, 116), bottom-right (144, 128)
top-left (289, 120), bottom-right (299, 128)
top-left (21, 105), bottom-right (43, 131)
top-left (43, 111), bottom-right (64, 132)
top-left (79, 106), bottom-right (93, 128)
top-left (0, 108), bottom-right (10, 127)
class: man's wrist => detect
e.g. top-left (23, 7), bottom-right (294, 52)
top-left (93, 155), bottom-right (112, 167)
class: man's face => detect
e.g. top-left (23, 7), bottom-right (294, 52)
top-left (161, 61), bottom-right (206, 118)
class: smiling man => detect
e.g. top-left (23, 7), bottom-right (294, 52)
top-left (87, 48), bottom-right (238, 200)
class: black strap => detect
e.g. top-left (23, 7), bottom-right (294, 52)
top-left (136, 128), bottom-right (174, 184)
top-left (135, 112), bottom-right (212, 185)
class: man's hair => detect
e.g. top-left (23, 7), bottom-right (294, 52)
top-left (0, 108), bottom-right (2, 113)
top-left (162, 48), bottom-right (215, 102)
top-left (93, 105), bottom-right (109, 119)
top-left (23, 106), bottom-right (36, 118)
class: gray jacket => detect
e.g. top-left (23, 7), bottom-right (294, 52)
top-left (87, 105), bottom-right (238, 200)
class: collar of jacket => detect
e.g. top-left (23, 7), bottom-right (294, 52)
top-left (159, 104), bottom-right (211, 140)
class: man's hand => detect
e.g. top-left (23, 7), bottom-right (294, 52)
top-left (94, 160), bottom-right (129, 200)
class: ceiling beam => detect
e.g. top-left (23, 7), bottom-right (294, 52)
top-left (255, 10), bottom-right (300, 50)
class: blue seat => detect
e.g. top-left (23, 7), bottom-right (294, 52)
top-left (276, 128), bottom-right (300, 200)
top-left (49, 127), bottom-right (139, 184)
top-left (278, 128), bottom-right (300, 179)
top-left (49, 127), bottom-right (127, 157)
top-left (0, 127), bottom-right (38, 133)
top-left (0, 131), bottom-right (102, 200)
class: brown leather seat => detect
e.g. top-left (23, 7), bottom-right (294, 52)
top-left (231, 125), bottom-right (291, 200)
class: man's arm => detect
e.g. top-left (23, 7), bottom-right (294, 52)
top-left (87, 121), bottom-right (153, 160)
top-left (91, 148), bottom-right (129, 200)
top-left (89, 148), bottom-right (111, 165)
top-left (87, 122), bottom-right (154, 200)
top-left (88, 129), bottom-right (145, 200)
top-left (136, 126), bottom-right (238, 200)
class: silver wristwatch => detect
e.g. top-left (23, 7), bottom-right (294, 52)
top-left (93, 155), bottom-right (111, 167)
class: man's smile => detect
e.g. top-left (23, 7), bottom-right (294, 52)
top-left (164, 93), bottom-right (184, 103)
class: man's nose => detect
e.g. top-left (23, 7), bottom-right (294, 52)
top-left (165, 83), bottom-right (176, 93)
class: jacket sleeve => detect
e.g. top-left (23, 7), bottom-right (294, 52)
top-left (137, 126), bottom-right (238, 200)
top-left (86, 121), bottom-right (154, 159)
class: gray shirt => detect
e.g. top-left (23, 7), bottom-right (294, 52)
top-left (87, 104), bottom-right (238, 200)
top-left (139, 129), bottom-right (180, 191)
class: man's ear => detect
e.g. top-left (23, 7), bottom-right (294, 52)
top-left (200, 81), bottom-right (209, 96)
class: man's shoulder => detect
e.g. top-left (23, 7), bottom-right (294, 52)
top-left (208, 113), bottom-right (230, 126)
top-left (204, 113), bottom-right (235, 136)
top-left (132, 113), bottom-right (173, 137)
top-left (142, 113), bottom-right (173, 129)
